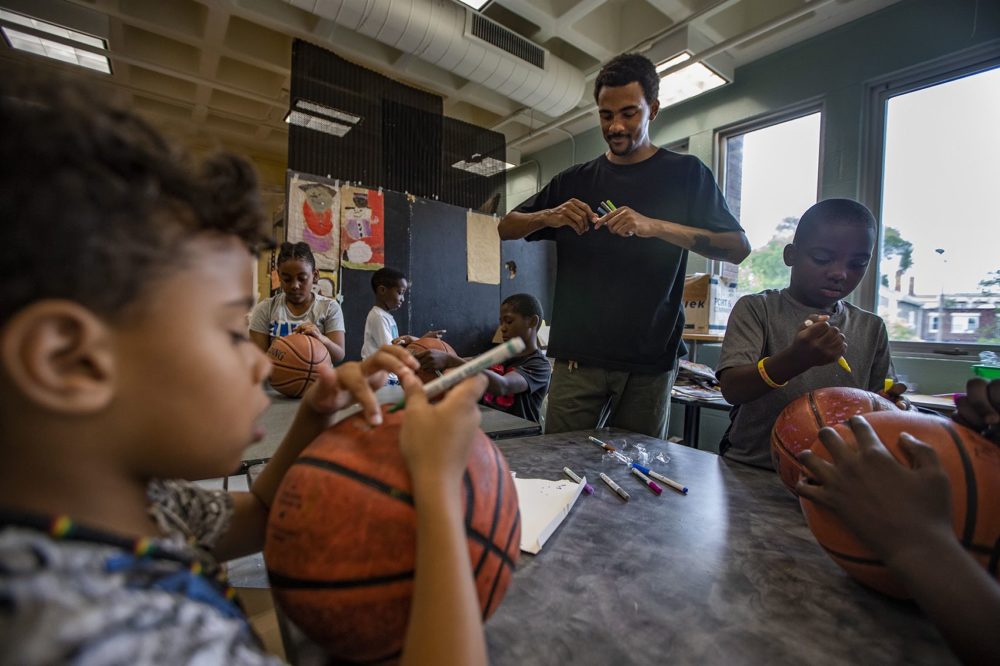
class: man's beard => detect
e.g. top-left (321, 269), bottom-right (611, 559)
top-left (606, 133), bottom-right (633, 156)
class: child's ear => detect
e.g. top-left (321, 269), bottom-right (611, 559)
top-left (0, 301), bottom-right (116, 414)
top-left (529, 314), bottom-right (541, 330)
top-left (783, 243), bottom-right (796, 267)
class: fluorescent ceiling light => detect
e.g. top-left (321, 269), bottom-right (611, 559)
top-left (293, 99), bottom-right (361, 125)
top-left (452, 155), bottom-right (515, 177)
top-left (285, 110), bottom-right (352, 137)
top-left (455, 0), bottom-right (490, 10)
top-left (0, 9), bottom-right (110, 74)
top-left (655, 52), bottom-right (728, 109)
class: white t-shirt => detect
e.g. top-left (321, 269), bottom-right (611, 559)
top-left (361, 306), bottom-right (399, 359)
top-left (248, 292), bottom-right (345, 340)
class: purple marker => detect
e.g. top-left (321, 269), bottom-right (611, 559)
top-left (563, 467), bottom-right (594, 495)
top-left (630, 466), bottom-right (662, 495)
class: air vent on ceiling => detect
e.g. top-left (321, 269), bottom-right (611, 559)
top-left (470, 13), bottom-right (544, 69)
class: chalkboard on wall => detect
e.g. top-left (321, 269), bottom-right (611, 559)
top-left (408, 198), bottom-right (500, 357)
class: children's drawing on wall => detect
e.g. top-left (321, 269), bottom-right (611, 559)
top-left (317, 272), bottom-right (338, 299)
top-left (340, 186), bottom-right (385, 270)
top-left (286, 173), bottom-right (340, 271)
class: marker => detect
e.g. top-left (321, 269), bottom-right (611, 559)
top-left (588, 435), bottom-right (616, 453)
top-left (630, 466), bottom-right (662, 495)
top-left (599, 472), bottom-right (630, 501)
top-left (604, 199), bottom-right (617, 211)
top-left (563, 467), bottom-right (594, 495)
top-left (596, 204), bottom-right (610, 217)
top-left (388, 338), bottom-right (526, 412)
top-left (802, 319), bottom-right (852, 373)
top-left (630, 463), bottom-right (688, 495)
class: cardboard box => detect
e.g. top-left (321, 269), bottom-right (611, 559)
top-left (682, 273), bottom-right (738, 334)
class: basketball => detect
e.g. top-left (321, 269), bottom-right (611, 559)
top-left (771, 387), bottom-right (898, 494)
top-left (264, 406), bottom-right (521, 663)
top-left (801, 410), bottom-right (1000, 598)
top-left (405, 336), bottom-right (457, 383)
top-left (267, 333), bottom-right (330, 398)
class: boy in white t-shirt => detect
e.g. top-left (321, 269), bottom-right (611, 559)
top-left (362, 267), bottom-right (444, 362)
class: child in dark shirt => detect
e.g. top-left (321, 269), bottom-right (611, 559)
top-left (415, 294), bottom-right (551, 423)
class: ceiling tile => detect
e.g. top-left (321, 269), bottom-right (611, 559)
top-left (118, 24), bottom-right (200, 72)
top-left (119, 0), bottom-right (207, 39)
top-left (216, 56), bottom-right (285, 98)
top-left (224, 16), bottom-right (291, 69)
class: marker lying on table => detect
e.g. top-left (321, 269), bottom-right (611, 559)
top-left (802, 318), bottom-right (852, 373)
top-left (630, 466), bottom-right (662, 495)
top-left (587, 435), bottom-right (616, 453)
top-left (563, 467), bottom-right (594, 495)
top-left (599, 472), bottom-right (630, 501)
top-left (630, 463), bottom-right (688, 495)
top-left (388, 337), bottom-right (526, 413)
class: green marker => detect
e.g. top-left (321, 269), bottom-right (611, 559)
top-left (605, 199), bottom-right (617, 211)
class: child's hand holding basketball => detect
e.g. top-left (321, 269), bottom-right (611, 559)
top-left (954, 378), bottom-right (1000, 442)
top-left (296, 322), bottom-right (320, 337)
top-left (796, 415), bottom-right (953, 564)
top-left (398, 370), bottom-right (488, 490)
top-left (303, 345), bottom-right (418, 425)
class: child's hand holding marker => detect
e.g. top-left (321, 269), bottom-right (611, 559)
top-left (802, 317), bottom-right (851, 373)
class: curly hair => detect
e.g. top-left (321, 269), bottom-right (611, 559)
top-left (276, 241), bottom-right (317, 271)
top-left (0, 67), bottom-right (271, 327)
top-left (594, 53), bottom-right (660, 106)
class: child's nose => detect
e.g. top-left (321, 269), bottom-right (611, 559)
top-left (251, 346), bottom-right (272, 384)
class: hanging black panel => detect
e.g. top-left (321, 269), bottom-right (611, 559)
top-left (288, 39), bottom-right (505, 209)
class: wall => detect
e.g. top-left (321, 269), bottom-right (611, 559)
top-left (512, 0), bottom-right (1000, 446)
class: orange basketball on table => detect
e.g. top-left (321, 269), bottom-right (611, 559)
top-left (264, 406), bottom-right (521, 663)
top-left (771, 387), bottom-right (898, 494)
top-left (801, 410), bottom-right (1000, 598)
top-left (267, 333), bottom-right (329, 398)
top-left (405, 336), bottom-right (457, 383)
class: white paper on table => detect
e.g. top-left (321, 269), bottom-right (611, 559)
top-left (513, 476), bottom-right (586, 554)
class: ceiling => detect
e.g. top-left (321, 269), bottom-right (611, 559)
top-left (0, 0), bottom-right (901, 192)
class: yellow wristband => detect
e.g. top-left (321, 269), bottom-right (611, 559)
top-left (757, 357), bottom-right (788, 389)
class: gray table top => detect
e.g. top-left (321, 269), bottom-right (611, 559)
top-left (485, 429), bottom-right (955, 665)
top-left (241, 387), bottom-right (539, 465)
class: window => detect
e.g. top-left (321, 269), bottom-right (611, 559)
top-left (950, 313), bottom-right (980, 334)
top-left (871, 59), bottom-right (1000, 347)
top-left (718, 109), bottom-right (822, 299)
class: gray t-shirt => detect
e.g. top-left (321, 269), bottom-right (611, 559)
top-left (716, 289), bottom-right (892, 469)
top-left (248, 292), bottom-right (344, 340)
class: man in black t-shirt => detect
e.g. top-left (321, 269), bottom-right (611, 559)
top-left (498, 53), bottom-right (750, 439)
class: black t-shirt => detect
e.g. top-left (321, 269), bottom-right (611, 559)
top-left (515, 149), bottom-right (741, 372)
top-left (481, 350), bottom-right (551, 423)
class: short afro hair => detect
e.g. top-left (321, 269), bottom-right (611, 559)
top-left (594, 53), bottom-right (659, 106)
top-left (502, 293), bottom-right (543, 324)
top-left (793, 199), bottom-right (877, 244)
top-left (371, 267), bottom-right (407, 292)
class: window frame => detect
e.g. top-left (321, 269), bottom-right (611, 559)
top-left (859, 44), bottom-right (1000, 359)
top-left (711, 99), bottom-right (826, 281)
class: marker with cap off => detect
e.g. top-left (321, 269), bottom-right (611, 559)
top-left (563, 467), bottom-right (594, 495)
top-left (630, 463), bottom-right (688, 495)
top-left (802, 318), bottom-right (852, 373)
top-left (599, 473), bottom-right (630, 501)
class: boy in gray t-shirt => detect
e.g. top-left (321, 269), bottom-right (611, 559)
top-left (716, 199), bottom-right (903, 469)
